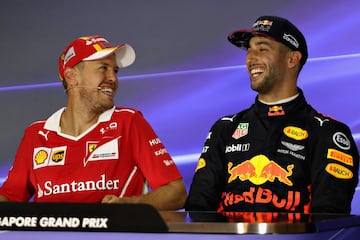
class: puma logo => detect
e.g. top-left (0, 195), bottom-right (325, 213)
top-left (38, 130), bottom-right (50, 141)
top-left (314, 116), bottom-right (329, 127)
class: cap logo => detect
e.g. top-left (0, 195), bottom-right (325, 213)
top-left (252, 19), bottom-right (273, 32)
top-left (63, 46), bottom-right (75, 66)
top-left (85, 37), bottom-right (107, 45)
top-left (283, 33), bottom-right (299, 49)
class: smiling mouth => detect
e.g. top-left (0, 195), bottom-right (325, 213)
top-left (99, 87), bottom-right (114, 96)
top-left (249, 67), bottom-right (264, 78)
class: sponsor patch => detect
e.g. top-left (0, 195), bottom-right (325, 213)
top-left (206, 132), bottom-right (212, 140)
top-left (195, 158), bottom-right (206, 172)
top-left (281, 141), bottom-right (304, 151)
top-left (51, 150), bottom-right (65, 163)
top-left (283, 126), bottom-right (308, 140)
top-left (85, 138), bottom-right (119, 165)
top-left (221, 187), bottom-right (301, 211)
top-left (33, 147), bottom-right (67, 169)
top-left (325, 163), bottom-right (353, 179)
top-left (232, 123), bottom-right (249, 139)
top-left (283, 33), bottom-right (299, 49)
top-left (327, 149), bottom-right (353, 166)
top-left (34, 148), bottom-right (50, 168)
top-left (332, 132), bottom-right (351, 150)
top-left (227, 155), bottom-right (294, 186)
top-left (225, 143), bottom-right (250, 153)
top-left (202, 146), bottom-right (209, 154)
top-left (149, 138), bottom-right (161, 146)
top-left (87, 142), bottom-right (98, 154)
top-left (268, 106), bottom-right (285, 116)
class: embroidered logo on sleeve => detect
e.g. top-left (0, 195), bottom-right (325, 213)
top-left (325, 163), bottom-right (353, 179)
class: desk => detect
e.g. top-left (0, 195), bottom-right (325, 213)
top-left (0, 203), bottom-right (359, 239)
top-left (1, 228), bottom-right (360, 240)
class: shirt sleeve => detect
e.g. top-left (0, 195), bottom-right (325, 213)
top-left (185, 119), bottom-right (227, 211)
top-left (310, 120), bottom-right (359, 213)
top-left (129, 111), bottom-right (183, 190)
top-left (0, 127), bottom-right (34, 201)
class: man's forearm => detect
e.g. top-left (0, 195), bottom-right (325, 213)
top-left (102, 179), bottom-right (187, 210)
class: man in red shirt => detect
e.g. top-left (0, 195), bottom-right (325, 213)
top-left (0, 35), bottom-right (187, 210)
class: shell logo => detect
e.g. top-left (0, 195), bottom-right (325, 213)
top-left (283, 126), bottom-right (308, 140)
top-left (34, 150), bottom-right (48, 165)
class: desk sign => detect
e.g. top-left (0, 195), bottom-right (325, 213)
top-left (0, 202), bottom-right (168, 232)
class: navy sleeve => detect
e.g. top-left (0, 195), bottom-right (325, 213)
top-left (309, 117), bottom-right (359, 213)
top-left (185, 119), bottom-right (228, 211)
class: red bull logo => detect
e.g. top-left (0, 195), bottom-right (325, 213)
top-left (253, 19), bottom-right (273, 28)
top-left (228, 161), bottom-right (256, 182)
top-left (268, 105), bottom-right (285, 116)
top-left (220, 187), bottom-right (302, 212)
top-left (227, 155), bottom-right (294, 186)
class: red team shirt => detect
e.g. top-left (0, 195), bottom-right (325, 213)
top-left (0, 106), bottom-right (182, 202)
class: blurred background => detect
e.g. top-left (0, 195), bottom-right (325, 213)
top-left (0, 0), bottom-right (359, 212)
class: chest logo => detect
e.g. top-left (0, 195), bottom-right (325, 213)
top-left (232, 123), bottom-right (249, 139)
top-left (227, 155), bottom-right (294, 186)
top-left (33, 146), bottom-right (67, 169)
top-left (283, 126), bottom-right (308, 140)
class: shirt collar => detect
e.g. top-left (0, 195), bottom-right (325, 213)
top-left (44, 106), bottom-right (115, 132)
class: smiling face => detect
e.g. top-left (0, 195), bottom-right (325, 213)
top-left (245, 36), bottom-right (292, 97)
top-left (72, 53), bottom-right (120, 114)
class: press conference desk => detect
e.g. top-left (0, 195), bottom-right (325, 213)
top-left (0, 202), bottom-right (359, 239)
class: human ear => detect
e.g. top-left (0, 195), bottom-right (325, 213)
top-left (63, 68), bottom-right (77, 84)
top-left (288, 51), bottom-right (302, 68)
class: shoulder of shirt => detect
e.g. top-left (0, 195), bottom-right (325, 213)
top-left (216, 108), bottom-right (251, 126)
top-left (218, 109), bottom-right (249, 123)
top-left (22, 119), bottom-right (47, 135)
top-left (113, 106), bottom-right (141, 115)
top-left (311, 108), bottom-right (350, 130)
top-left (27, 119), bottom-right (46, 128)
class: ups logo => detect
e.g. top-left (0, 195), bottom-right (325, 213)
top-left (52, 150), bottom-right (65, 163)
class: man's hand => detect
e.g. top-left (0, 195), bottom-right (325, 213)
top-left (101, 179), bottom-right (187, 210)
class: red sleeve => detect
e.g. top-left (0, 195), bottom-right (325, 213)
top-left (0, 127), bottom-right (35, 201)
top-left (129, 112), bottom-right (182, 189)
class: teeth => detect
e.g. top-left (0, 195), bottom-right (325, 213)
top-left (100, 87), bottom-right (113, 96)
top-left (250, 68), bottom-right (264, 77)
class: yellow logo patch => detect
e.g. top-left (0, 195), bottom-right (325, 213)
top-left (51, 150), bottom-right (65, 163)
top-left (327, 149), bottom-right (353, 166)
top-left (195, 158), bottom-right (206, 172)
top-left (283, 126), bottom-right (308, 140)
top-left (34, 150), bottom-right (48, 165)
top-left (325, 163), bottom-right (353, 179)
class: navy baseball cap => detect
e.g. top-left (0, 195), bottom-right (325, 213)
top-left (228, 16), bottom-right (308, 66)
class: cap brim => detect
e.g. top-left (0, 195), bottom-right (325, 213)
top-left (83, 44), bottom-right (136, 68)
top-left (228, 30), bottom-right (272, 49)
top-left (114, 44), bottom-right (136, 68)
